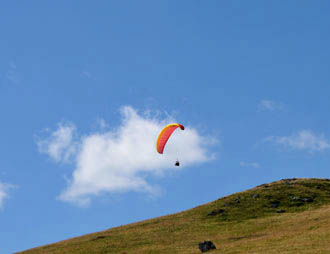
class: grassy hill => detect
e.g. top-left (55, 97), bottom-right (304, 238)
top-left (17, 178), bottom-right (330, 254)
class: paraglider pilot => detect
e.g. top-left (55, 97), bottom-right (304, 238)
top-left (156, 123), bottom-right (185, 168)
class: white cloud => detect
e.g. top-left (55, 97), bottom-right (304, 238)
top-left (266, 130), bottom-right (330, 152)
top-left (37, 123), bottom-right (77, 163)
top-left (80, 70), bottom-right (92, 79)
top-left (38, 106), bottom-right (216, 206)
top-left (96, 118), bottom-right (108, 129)
top-left (258, 99), bottom-right (284, 111)
top-left (0, 182), bottom-right (14, 209)
top-left (240, 161), bottom-right (260, 168)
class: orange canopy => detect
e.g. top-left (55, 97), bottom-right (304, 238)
top-left (156, 123), bottom-right (184, 154)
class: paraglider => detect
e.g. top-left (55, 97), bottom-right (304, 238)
top-left (156, 123), bottom-right (184, 166)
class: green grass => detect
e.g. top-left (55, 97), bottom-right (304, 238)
top-left (17, 178), bottom-right (330, 254)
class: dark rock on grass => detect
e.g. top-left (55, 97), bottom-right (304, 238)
top-left (198, 241), bottom-right (216, 252)
top-left (271, 201), bottom-right (280, 208)
top-left (277, 209), bottom-right (286, 213)
top-left (208, 209), bottom-right (225, 216)
top-left (207, 211), bottom-right (217, 216)
top-left (91, 236), bottom-right (106, 241)
top-left (316, 185), bottom-right (321, 189)
top-left (265, 195), bottom-right (273, 200)
top-left (251, 194), bottom-right (260, 199)
top-left (282, 178), bottom-right (297, 181)
top-left (235, 196), bottom-right (241, 203)
top-left (257, 183), bottom-right (269, 188)
top-left (302, 197), bottom-right (314, 203)
top-left (290, 195), bottom-right (300, 201)
top-left (290, 195), bottom-right (314, 203)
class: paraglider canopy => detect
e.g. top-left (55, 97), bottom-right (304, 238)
top-left (156, 123), bottom-right (184, 154)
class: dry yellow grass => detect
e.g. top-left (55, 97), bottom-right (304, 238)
top-left (17, 178), bottom-right (330, 254)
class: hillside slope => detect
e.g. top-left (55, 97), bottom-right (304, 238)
top-left (18, 178), bottom-right (330, 254)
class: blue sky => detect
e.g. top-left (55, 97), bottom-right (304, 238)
top-left (1, 1), bottom-right (330, 253)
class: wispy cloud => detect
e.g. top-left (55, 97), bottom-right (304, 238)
top-left (36, 123), bottom-right (77, 163)
top-left (240, 161), bottom-right (260, 168)
top-left (4, 61), bottom-right (20, 84)
top-left (80, 70), bottom-right (92, 79)
top-left (266, 130), bottom-right (330, 152)
top-left (0, 182), bottom-right (14, 209)
top-left (258, 99), bottom-right (284, 111)
top-left (37, 106), bottom-right (217, 206)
